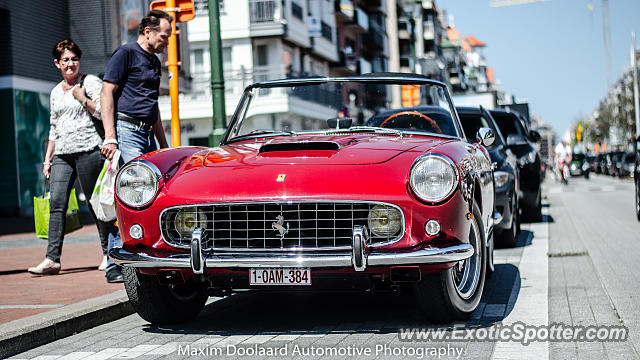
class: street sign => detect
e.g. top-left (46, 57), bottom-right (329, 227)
top-left (150, 0), bottom-right (195, 22)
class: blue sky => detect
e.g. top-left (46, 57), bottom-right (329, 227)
top-left (437, 0), bottom-right (640, 136)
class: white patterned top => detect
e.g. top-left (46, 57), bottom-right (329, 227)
top-left (49, 74), bottom-right (103, 155)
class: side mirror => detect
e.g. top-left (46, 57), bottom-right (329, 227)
top-left (529, 130), bottom-right (541, 142)
top-left (476, 127), bottom-right (495, 147)
top-left (327, 117), bottom-right (352, 129)
top-left (506, 134), bottom-right (528, 146)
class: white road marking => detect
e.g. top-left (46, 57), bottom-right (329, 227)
top-left (56, 352), bottom-right (95, 360)
top-left (144, 342), bottom-right (179, 355)
top-left (80, 348), bottom-right (128, 360)
top-left (492, 207), bottom-right (549, 360)
top-left (0, 305), bottom-right (63, 309)
top-left (242, 334), bottom-right (276, 344)
top-left (111, 345), bottom-right (161, 358)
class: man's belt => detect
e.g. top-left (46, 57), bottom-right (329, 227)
top-left (117, 114), bottom-right (153, 132)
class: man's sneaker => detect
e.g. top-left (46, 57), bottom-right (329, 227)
top-left (28, 258), bottom-right (61, 275)
top-left (105, 266), bottom-right (124, 283)
top-left (98, 256), bottom-right (108, 271)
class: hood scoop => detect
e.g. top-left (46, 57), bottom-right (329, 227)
top-left (259, 141), bottom-right (340, 153)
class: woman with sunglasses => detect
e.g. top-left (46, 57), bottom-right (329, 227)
top-left (28, 39), bottom-right (120, 282)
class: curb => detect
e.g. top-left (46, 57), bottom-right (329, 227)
top-left (0, 290), bottom-right (133, 359)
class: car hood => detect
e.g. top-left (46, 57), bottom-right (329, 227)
top-left (202, 134), bottom-right (447, 166)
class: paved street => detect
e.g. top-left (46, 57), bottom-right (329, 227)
top-left (5, 174), bottom-right (640, 359)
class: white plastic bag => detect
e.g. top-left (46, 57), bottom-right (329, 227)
top-left (90, 150), bottom-right (120, 221)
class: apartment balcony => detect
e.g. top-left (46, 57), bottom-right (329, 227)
top-left (332, 50), bottom-right (359, 75)
top-left (359, 58), bottom-right (372, 74)
top-left (400, 56), bottom-right (414, 72)
top-left (360, 0), bottom-right (383, 11)
top-left (345, 8), bottom-right (369, 33)
top-left (422, 0), bottom-right (434, 10)
top-left (398, 18), bottom-right (411, 40)
top-left (336, 0), bottom-right (355, 23)
top-left (249, 0), bottom-right (285, 37)
top-left (423, 21), bottom-right (435, 40)
top-left (362, 30), bottom-right (385, 57)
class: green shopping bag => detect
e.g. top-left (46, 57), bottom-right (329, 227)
top-left (34, 188), bottom-right (84, 239)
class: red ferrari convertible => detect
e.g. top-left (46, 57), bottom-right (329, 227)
top-left (110, 73), bottom-right (496, 324)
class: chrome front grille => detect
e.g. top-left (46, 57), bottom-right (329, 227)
top-left (160, 201), bottom-right (404, 251)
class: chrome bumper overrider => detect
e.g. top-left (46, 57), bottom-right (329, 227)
top-left (109, 226), bottom-right (474, 272)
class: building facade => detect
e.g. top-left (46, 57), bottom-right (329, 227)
top-left (0, 0), bottom-right (186, 214)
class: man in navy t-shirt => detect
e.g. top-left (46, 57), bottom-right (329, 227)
top-left (99, 9), bottom-right (172, 283)
top-left (101, 9), bottom-right (171, 162)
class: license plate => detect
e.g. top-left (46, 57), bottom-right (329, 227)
top-left (249, 268), bottom-right (311, 286)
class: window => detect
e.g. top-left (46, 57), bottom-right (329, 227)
top-left (192, 48), bottom-right (205, 74)
top-left (256, 44), bottom-right (268, 66)
top-left (291, 2), bottom-right (303, 20)
top-left (222, 47), bottom-right (232, 71)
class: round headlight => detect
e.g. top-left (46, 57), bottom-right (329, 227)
top-left (174, 210), bottom-right (208, 237)
top-left (410, 154), bottom-right (458, 202)
top-left (368, 205), bottom-right (402, 237)
top-left (116, 161), bottom-right (160, 207)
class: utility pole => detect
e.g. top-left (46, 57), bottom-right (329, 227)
top-left (165, 0), bottom-right (181, 146)
top-left (150, 0), bottom-right (195, 146)
top-left (208, 0), bottom-right (226, 147)
top-left (633, 33), bottom-right (640, 148)
top-left (386, 0), bottom-right (401, 108)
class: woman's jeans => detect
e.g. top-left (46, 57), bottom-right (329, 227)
top-left (104, 119), bottom-right (158, 272)
top-left (46, 148), bottom-right (118, 263)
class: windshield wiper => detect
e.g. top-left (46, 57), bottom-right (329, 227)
top-left (326, 126), bottom-right (404, 136)
top-left (229, 130), bottom-right (297, 143)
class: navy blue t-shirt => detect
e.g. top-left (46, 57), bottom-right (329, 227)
top-left (103, 42), bottom-right (161, 124)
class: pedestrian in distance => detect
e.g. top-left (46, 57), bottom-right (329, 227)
top-left (28, 39), bottom-right (118, 277)
top-left (100, 9), bottom-right (172, 283)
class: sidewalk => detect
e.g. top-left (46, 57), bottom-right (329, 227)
top-left (0, 216), bottom-right (133, 358)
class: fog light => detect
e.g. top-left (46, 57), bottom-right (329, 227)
top-left (130, 224), bottom-right (144, 239)
top-left (425, 219), bottom-right (440, 236)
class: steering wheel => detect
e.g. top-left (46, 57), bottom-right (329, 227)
top-left (379, 111), bottom-right (442, 134)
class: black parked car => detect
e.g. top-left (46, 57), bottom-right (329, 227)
top-left (587, 154), bottom-right (597, 173)
top-left (490, 110), bottom-right (542, 221)
top-left (635, 144), bottom-right (640, 221)
top-left (458, 107), bottom-right (520, 247)
top-left (596, 153), bottom-right (607, 174)
top-left (618, 152), bottom-right (635, 177)
top-left (606, 151), bottom-right (624, 176)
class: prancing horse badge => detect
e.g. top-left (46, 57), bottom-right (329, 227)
top-left (277, 174), bottom-right (286, 182)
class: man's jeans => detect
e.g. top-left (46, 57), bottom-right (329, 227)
top-left (47, 148), bottom-right (118, 262)
top-left (105, 119), bottom-right (158, 272)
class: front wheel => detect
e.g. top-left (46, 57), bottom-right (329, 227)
top-left (123, 267), bottom-right (208, 324)
top-left (413, 204), bottom-right (486, 323)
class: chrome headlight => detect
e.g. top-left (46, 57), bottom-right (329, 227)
top-left (410, 154), bottom-right (459, 202)
top-left (368, 205), bottom-right (402, 237)
top-left (116, 161), bottom-right (161, 208)
top-left (494, 171), bottom-right (509, 188)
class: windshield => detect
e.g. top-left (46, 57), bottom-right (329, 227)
top-left (226, 80), bottom-right (461, 142)
top-left (572, 154), bottom-right (585, 162)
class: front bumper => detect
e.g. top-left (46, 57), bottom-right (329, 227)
top-left (109, 228), bottom-right (473, 273)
